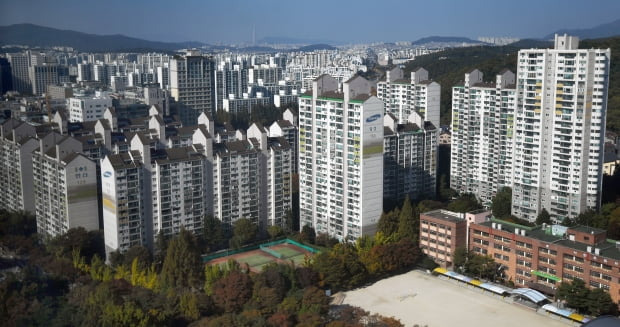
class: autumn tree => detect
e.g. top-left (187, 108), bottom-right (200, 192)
top-left (212, 270), bottom-right (253, 313)
top-left (377, 209), bottom-right (400, 237)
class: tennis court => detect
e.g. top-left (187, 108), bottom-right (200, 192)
top-left (205, 239), bottom-right (317, 272)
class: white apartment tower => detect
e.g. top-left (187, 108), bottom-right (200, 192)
top-left (450, 69), bottom-right (516, 205)
top-left (511, 34), bottom-right (611, 222)
top-left (377, 67), bottom-right (440, 128)
top-left (213, 139), bottom-right (261, 227)
top-left (298, 74), bottom-right (384, 241)
top-left (32, 133), bottom-right (99, 239)
top-left (0, 119), bottom-right (38, 213)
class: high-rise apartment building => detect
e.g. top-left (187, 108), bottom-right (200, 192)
top-left (383, 113), bottom-right (438, 201)
top-left (101, 152), bottom-right (146, 255)
top-left (214, 63), bottom-right (248, 112)
top-left (298, 74), bottom-right (384, 240)
top-left (170, 54), bottom-right (215, 124)
top-left (101, 130), bottom-right (212, 254)
top-left (7, 53), bottom-right (31, 94)
top-left (212, 139), bottom-right (261, 227)
top-left (377, 67), bottom-right (440, 128)
top-left (511, 35), bottom-right (611, 222)
top-left (29, 64), bottom-right (60, 96)
top-left (268, 109), bottom-right (298, 173)
top-left (32, 133), bottom-right (99, 239)
top-left (0, 119), bottom-right (38, 213)
top-left (247, 124), bottom-right (293, 229)
top-left (450, 69), bottom-right (516, 205)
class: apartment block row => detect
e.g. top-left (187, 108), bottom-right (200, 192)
top-left (420, 208), bottom-right (620, 305)
top-left (450, 34), bottom-right (611, 223)
top-left (0, 120), bottom-right (99, 239)
top-left (0, 105), bottom-right (295, 257)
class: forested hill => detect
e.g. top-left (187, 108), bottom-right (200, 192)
top-left (403, 37), bottom-right (620, 134)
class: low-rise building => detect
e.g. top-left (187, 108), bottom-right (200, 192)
top-left (469, 220), bottom-right (620, 305)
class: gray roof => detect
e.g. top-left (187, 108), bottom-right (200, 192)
top-left (582, 316), bottom-right (620, 327)
top-left (421, 209), bottom-right (464, 223)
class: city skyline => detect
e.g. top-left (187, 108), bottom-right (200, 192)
top-left (1, 0), bottom-right (620, 44)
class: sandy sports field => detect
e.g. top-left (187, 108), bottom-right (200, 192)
top-left (341, 270), bottom-right (571, 327)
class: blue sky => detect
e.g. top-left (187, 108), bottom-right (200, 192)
top-left (1, 0), bottom-right (619, 44)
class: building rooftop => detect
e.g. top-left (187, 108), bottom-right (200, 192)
top-left (477, 220), bottom-right (620, 260)
top-left (107, 152), bottom-right (141, 169)
top-left (570, 225), bottom-right (606, 235)
top-left (267, 136), bottom-right (290, 150)
top-left (422, 209), bottom-right (465, 223)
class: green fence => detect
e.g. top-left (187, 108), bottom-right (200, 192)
top-left (259, 245), bottom-right (284, 259)
top-left (201, 238), bottom-right (320, 263)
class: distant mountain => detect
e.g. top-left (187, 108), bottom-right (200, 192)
top-left (508, 39), bottom-right (552, 49)
top-left (412, 36), bottom-right (485, 46)
top-left (0, 23), bottom-right (207, 52)
top-left (258, 36), bottom-right (336, 45)
top-left (236, 46), bottom-right (278, 53)
top-left (295, 44), bottom-right (336, 52)
top-left (544, 18), bottom-right (620, 40)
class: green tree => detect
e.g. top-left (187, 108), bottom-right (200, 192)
top-left (160, 228), bottom-right (202, 289)
top-left (203, 215), bottom-right (225, 252)
top-left (452, 247), bottom-right (469, 273)
top-left (397, 195), bottom-right (418, 241)
top-left (447, 193), bottom-right (481, 213)
top-left (607, 206), bottom-right (620, 240)
top-left (230, 218), bottom-right (258, 249)
top-left (283, 210), bottom-right (294, 233)
top-left (267, 225), bottom-right (284, 240)
top-left (312, 243), bottom-right (367, 291)
top-left (586, 287), bottom-right (619, 316)
top-left (464, 254), bottom-right (497, 281)
top-left (417, 200), bottom-right (445, 214)
top-left (377, 209), bottom-right (400, 237)
top-left (47, 227), bottom-right (105, 263)
top-left (154, 230), bottom-right (168, 267)
top-left (438, 174), bottom-right (457, 201)
top-left (556, 279), bottom-right (590, 313)
top-left (179, 291), bottom-right (200, 321)
top-left (299, 225), bottom-right (316, 244)
top-left (122, 245), bottom-right (152, 269)
top-left (491, 187), bottom-right (512, 219)
top-left (535, 208), bottom-right (552, 225)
